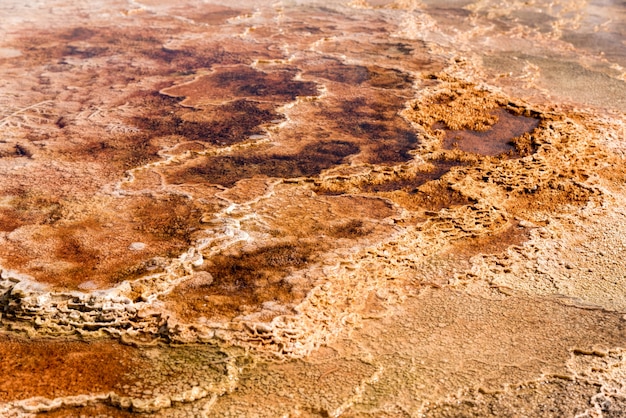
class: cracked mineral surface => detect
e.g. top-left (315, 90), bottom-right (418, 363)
top-left (0, 0), bottom-right (625, 416)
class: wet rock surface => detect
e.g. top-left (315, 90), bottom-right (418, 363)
top-left (0, 0), bottom-right (625, 416)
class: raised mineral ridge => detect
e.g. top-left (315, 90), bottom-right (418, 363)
top-left (0, 0), bottom-right (625, 416)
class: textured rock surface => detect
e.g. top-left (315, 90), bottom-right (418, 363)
top-left (0, 0), bottom-right (624, 416)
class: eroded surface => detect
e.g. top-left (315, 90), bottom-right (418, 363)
top-left (0, 0), bottom-right (625, 416)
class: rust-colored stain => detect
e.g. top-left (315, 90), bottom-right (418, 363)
top-left (0, 336), bottom-right (139, 402)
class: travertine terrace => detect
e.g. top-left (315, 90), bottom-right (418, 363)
top-left (0, 0), bottom-right (625, 416)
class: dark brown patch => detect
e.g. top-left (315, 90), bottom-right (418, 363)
top-left (55, 116), bottom-right (67, 128)
top-left (166, 140), bottom-right (360, 187)
top-left (161, 66), bottom-right (319, 106)
top-left (14, 27), bottom-right (157, 65)
top-left (77, 132), bottom-right (161, 172)
top-left (318, 40), bottom-right (417, 60)
top-left (320, 95), bottom-right (419, 164)
top-left (305, 63), bottom-right (371, 85)
top-left (73, 90), bottom-right (277, 172)
top-left (363, 160), bottom-right (464, 193)
top-left (394, 183), bottom-right (472, 212)
top-left (185, 6), bottom-right (246, 25)
top-left (366, 66), bottom-right (414, 89)
top-left (14, 144), bottom-right (32, 158)
top-left (315, 159), bottom-right (470, 211)
top-left (329, 219), bottom-right (370, 238)
top-left (12, 25), bottom-right (243, 78)
top-left (132, 195), bottom-right (201, 247)
top-left (63, 89), bottom-right (177, 172)
top-left (132, 98), bottom-right (279, 145)
top-left (63, 45), bottom-right (110, 59)
top-left (166, 243), bottom-right (321, 320)
top-left (0, 144), bottom-right (34, 159)
top-left (439, 108), bottom-right (540, 157)
top-left (59, 27), bottom-right (97, 42)
top-left (139, 44), bottom-right (241, 74)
